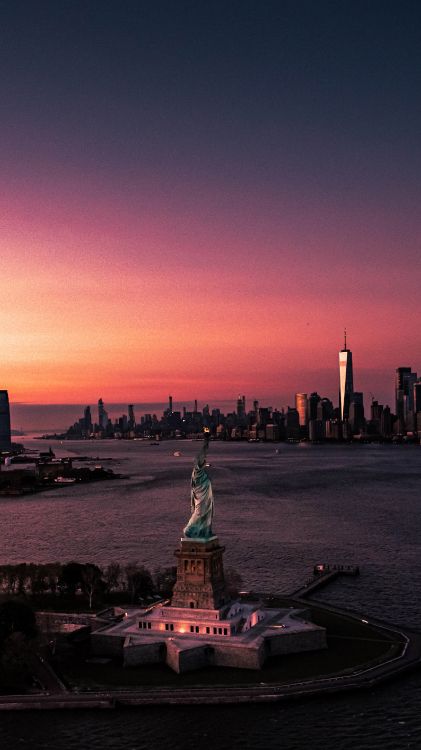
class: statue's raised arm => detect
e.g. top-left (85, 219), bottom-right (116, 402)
top-left (183, 434), bottom-right (214, 539)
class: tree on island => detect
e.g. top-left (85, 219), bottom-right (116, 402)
top-left (103, 562), bottom-right (122, 594)
top-left (224, 567), bottom-right (243, 599)
top-left (0, 601), bottom-right (38, 689)
top-left (0, 560), bottom-right (244, 609)
top-left (124, 562), bottom-right (154, 604)
top-left (80, 563), bottom-right (104, 610)
top-left (59, 561), bottom-right (85, 597)
top-left (154, 566), bottom-right (177, 599)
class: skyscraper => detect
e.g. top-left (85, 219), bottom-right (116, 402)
top-left (339, 330), bottom-right (354, 421)
top-left (83, 406), bottom-right (92, 435)
top-left (414, 382), bottom-right (421, 435)
top-left (128, 404), bottom-right (136, 429)
top-left (308, 392), bottom-right (321, 422)
top-left (98, 398), bottom-right (108, 430)
top-left (395, 367), bottom-right (412, 414)
top-left (349, 392), bottom-right (365, 434)
top-left (0, 390), bottom-right (12, 451)
top-left (295, 393), bottom-right (308, 427)
top-left (414, 381), bottom-right (421, 415)
top-left (395, 367), bottom-right (416, 432)
top-left (236, 395), bottom-right (246, 419)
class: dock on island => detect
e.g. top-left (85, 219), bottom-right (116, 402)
top-left (291, 563), bottom-right (360, 599)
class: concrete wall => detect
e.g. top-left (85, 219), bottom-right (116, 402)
top-left (123, 639), bottom-right (165, 667)
top-left (213, 643), bottom-right (264, 670)
top-left (177, 645), bottom-right (211, 673)
top-left (266, 627), bottom-right (327, 658)
top-left (165, 641), bottom-right (212, 673)
top-left (91, 632), bottom-right (125, 657)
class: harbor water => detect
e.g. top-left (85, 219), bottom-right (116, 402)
top-left (1, 440), bottom-right (420, 748)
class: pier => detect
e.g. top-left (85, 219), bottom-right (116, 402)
top-left (291, 563), bottom-right (360, 599)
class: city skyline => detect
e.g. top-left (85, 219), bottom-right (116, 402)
top-left (7, 346), bottom-right (420, 433)
top-left (1, 2), bottom-right (421, 408)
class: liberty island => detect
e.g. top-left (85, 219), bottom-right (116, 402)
top-left (92, 437), bottom-right (326, 672)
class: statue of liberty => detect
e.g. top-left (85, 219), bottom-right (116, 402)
top-left (183, 432), bottom-right (214, 539)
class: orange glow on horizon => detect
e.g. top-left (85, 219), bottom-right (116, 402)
top-left (2, 172), bottom-right (420, 408)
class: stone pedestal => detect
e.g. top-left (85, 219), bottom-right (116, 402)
top-left (171, 536), bottom-right (228, 610)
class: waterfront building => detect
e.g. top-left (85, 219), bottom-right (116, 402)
top-left (295, 393), bottom-right (308, 428)
top-left (317, 397), bottom-right (334, 422)
top-left (257, 407), bottom-right (272, 427)
top-left (339, 330), bottom-right (354, 422)
top-left (265, 423), bottom-right (280, 441)
top-left (349, 392), bottom-right (365, 434)
top-left (395, 367), bottom-right (416, 433)
top-left (324, 419), bottom-right (342, 441)
top-left (369, 400), bottom-right (383, 436)
top-left (98, 398), bottom-right (108, 431)
top-left (403, 374), bottom-right (417, 431)
top-left (380, 405), bottom-right (392, 438)
top-left (252, 399), bottom-right (259, 422)
top-left (0, 390), bottom-right (12, 451)
top-left (395, 367), bottom-right (411, 413)
top-left (83, 406), bottom-right (92, 435)
top-left (308, 392), bottom-right (321, 422)
top-left (371, 400), bottom-right (383, 421)
top-left (128, 404), bottom-right (136, 429)
top-left (309, 419), bottom-right (325, 441)
top-left (236, 394), bottom-right (246, 419)
top-left (286, 408), bottom-right (300, 440)
top-left (416, 411), bottom-right (421, 437)
top-left (414, 382), bottom-right (421, 415)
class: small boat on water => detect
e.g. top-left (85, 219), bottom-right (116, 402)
top-left (54, 477), bottom-right (76, 484)
top-left (173, 451), bottom-right (182, 457)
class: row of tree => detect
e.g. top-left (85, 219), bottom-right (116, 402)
top-left (0, 561), bottom-right (243, 610)
top-left (0, 561), bottom-right (177, 609)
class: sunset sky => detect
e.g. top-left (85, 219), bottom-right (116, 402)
top-left (2, 1), bottom-right (421, 422)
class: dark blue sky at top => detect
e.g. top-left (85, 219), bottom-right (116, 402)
top-left (1, 0), bottom-right (421, 200)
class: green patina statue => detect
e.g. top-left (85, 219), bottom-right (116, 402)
top-left (183, 433), bottom-right (214, 539)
